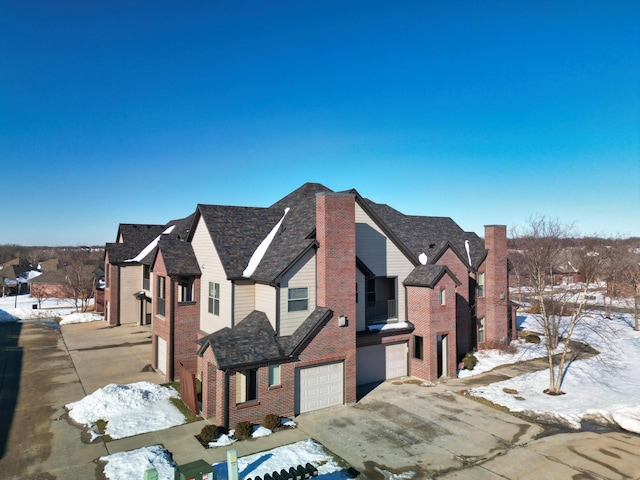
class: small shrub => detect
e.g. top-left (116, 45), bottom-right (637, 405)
top-left (462, 353), bottom-right (477, 371)
top-left (525, 334), bottom-right (541, 344)
top-left (263, 414), bottom-right (281, 431)
top-left (480, 339), bottom-right (517, 354)
top-left (234, 421), bottom-right (253, 440)
top-left (199, 424), bottom-right (220, 444)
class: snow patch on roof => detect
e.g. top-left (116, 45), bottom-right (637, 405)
top-left (243, 208), bottom-right (290, 278)
top-left (125, 225), bottom-right (175, 263)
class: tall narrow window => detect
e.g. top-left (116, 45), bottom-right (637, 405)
top-left (143, 264), bottom-right (150, 291)
top-left (478, 317), bottom-right (485, 343)
top-left (439, 288), bottom-right (446, 305)
top-left (288, 287), bottom-right (308, 312)
top-left (413, 335), bottom-right (424, 360)
top-left (477, 273), bottom-right (485, 297)
top-left (208, 282), bottom-right (220, 315)
top-left (157, 276), bottom-right (166, 316)
top-left (236, 368), bottom-right (258, 403)
top-left (268, 364), bottom-right (281, 387)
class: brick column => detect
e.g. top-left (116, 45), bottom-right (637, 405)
top-left (484, 225), bottom-right (509, 343)
top-left (315, 192), bottom-right (357, 403)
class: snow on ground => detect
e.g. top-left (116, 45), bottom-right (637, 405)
top-left (213, 439), bottom-right (353, 480)
top-left (66, 381), bottom-right (186, 440)
top-left (101, 445), bottom-right (176, 480)
top-left (0, 294), bottom-right (102, 323)
top-left (458, 332), bottom-right (560, 379)
top-left (101, 439), bottom-right (352, 480)
top-left (59, 311), bottom-right (103, 325)
top-left (468, 312), bottom-right (640, 433)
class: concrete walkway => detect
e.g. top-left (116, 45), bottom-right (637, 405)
top-left (3, 318), bottom-right (639, 479)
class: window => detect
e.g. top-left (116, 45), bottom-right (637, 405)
top-left (105, 267), bottom-right (110, 288)
top-left (413, 335), bottom-right (423, 360)
top-left (477, 273), bottom-right (485, 297)
top-left (208, 282), bottom-right (220, 315)
top-left (143, 264), bottom-right (150, 291)
top-left (236, 368), bottom-right (258, 403)
top-left (288, 287), bottom-right (308, 312)
top-left (268, 364), bottom-right (281, 387)
top-left (157, 276), bottom-right (166, 316)
top-left (439, 288), bottom-right (446, 305)
top-left (478, 317), bottom-right (485, 343)
top-left (178, 277), bottom-right (193, 303)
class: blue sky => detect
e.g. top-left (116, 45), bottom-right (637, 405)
top-left (1, 1), bottom-right (638, 246)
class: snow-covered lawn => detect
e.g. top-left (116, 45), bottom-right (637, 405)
top-left (468, 312), bottom-right (640, 433)
top-left (0, 293), bottom-right (103, 323)
top-left (100, 439), bottom-right (353, 480)
top-left (66, 382), bottom-right (186, 440)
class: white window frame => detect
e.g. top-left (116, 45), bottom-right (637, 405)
top-left (477, 272), bottom-right (485, 297)
top-left (208, 282), bottom-right (220, 315)
top-left (288, 287), bottom-right (308, 312)
top-left (268, 364), bottom-right (281, 387)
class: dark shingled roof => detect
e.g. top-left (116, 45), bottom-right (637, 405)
top-left (359, 197), bottom-right (487, 270)
top-left (155, 237), bottom-right (201, 276)
top-left (197, 205), bottom-right (284, 280)
top-left (403, 265), bottom-right (461, 288)
top-left (105, 242), bottom-right (143, 264)
top-left (198, 307), bottom-right (332, 369)
top-left (199, 311), bottom-right (284, 369)
top-left (117, 224), bottom-right (165, 246)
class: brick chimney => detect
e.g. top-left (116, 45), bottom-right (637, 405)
top-left (484, 225), bottom-right (510, 342)
top-left (315, 192), bottom-right (357, 318)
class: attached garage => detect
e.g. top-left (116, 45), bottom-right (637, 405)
top-left (156, 336), bottom-right (167, 375)
top-left (296, 362), bottom-right (344, 414)
top-left (356, 342), bottom-right (408, 386)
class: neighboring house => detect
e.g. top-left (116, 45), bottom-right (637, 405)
top-left (0, 258), bottom-right (35, 296)
top-left (106, 183), bottom-right (514, 428)
top-left (103, 217), bottom-right (193, 326)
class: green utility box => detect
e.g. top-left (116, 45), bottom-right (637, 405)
top-left (144, 469), bottom-right (159, 480)
top-left (174, 459), bottom-right (214, 480)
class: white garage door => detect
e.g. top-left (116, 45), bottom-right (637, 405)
top-left (297, 362), bottom-right (343, 414)
top-left (356, 342), bottom-right (408, 386)
top-left (156, 336), bottom-right (167, 375)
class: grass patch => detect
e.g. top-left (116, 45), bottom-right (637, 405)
top-left (95, 419), bottom-right (113, 442)
top-left (502, 388), bottom-right (519, 395)
top-left (169, 397), bottom-right (202, 423)
top-left (162, 380), bottom-right (203, 423)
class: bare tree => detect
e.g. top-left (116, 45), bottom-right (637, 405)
top-left (59, 250), bottom-right (101, 312)
top-left (512, 216), bottom-right (605, 395)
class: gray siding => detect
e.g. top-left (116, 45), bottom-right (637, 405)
top-left (255, 283), bottom-right (277, 330)
top-left (234, 280), bottom-right (255, 323)
top-left (191, 216), bottom-right (233, 334)
top-left (278, 249), bottom-right (317, 336)
top-left (355, 203), bottom-right (414, 324)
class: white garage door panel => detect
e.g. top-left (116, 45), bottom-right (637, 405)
top-left (298, 362), bottom-right (343, 413)
top-left (386, 342), bottom-right (408, 379)
top-left (356, 342), bottom-right (407, 386)
top-left (157, 337), bottom-right (167, 375)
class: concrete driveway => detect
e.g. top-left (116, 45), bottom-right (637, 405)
top-left (295, 378), bottom-right (640, 479)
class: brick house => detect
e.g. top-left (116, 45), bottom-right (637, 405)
top-left (106, 183), bottom-right (514, 427)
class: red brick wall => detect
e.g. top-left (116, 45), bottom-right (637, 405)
top-left (313, 192), bottom-right (357, 404)
top-left (30, 283), bottom-right (69, 300)
top-left (435, 248), bottom-right (471, 357)
top-left (483, 225), bottom-right (511, 345)
top-left (407, 273), bottom-right (458, 381)
top-left (151, 253), bottom-right (170, 381)
top-left (173, 277), bottom-right (200, 377)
